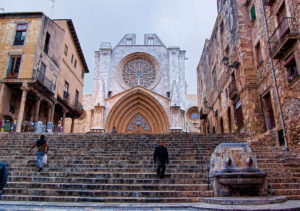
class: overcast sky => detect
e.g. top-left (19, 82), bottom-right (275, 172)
top-left (1, 0), bottom-right (217, 94)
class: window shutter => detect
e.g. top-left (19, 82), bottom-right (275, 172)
top-left (251, 5), bottom-right (256, 21)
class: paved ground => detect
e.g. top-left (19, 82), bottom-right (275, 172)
top-left (0, 200), bottom-right (300, 211)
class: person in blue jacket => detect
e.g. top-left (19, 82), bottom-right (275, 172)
top-left (0, 162), bottom-right (8, 200)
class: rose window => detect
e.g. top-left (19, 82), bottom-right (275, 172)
top-left (122, 59), bottom-right (156, 88)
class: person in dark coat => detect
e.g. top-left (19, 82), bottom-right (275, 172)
top-left (153, 140), bottom-right (169, 178)
top-left (0, 162), bottom-right (8, 200)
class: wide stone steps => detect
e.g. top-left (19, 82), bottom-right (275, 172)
top-left (0, 133), bottom-right (225, 202)
top-left (1, 195), bottom-right (204, 203)
top-left (4, 188), bottom-right (212, 198)
top-left (251, 145), bottom-right (300, 200)
top-left (8, 176), bottom-right (208, 184)
top-left (6, 182), bottom-right (210, 191)
top-left (2, 132), bottom-right (299, 202)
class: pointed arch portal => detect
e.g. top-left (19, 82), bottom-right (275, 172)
top-left (105, 90), bottom-right (169, 134)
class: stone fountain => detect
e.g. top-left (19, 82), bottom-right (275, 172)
top-left (209, 143), bottom-right (268, 197)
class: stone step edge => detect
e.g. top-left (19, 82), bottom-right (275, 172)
top-left (6, 182), bottom-right (211, 187)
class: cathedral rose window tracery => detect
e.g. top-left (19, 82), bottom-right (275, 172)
top-left (122, 59), bottom-right (157, 88)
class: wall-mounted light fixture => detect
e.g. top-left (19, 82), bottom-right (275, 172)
top-left (229, 61), bottom-right (240, 69)
top-left (222, 56), bottom-right (240, 70)
top-left (222, 56), bottom-right (229, 66)
top-left (203, 98), bottom-right (213, 110)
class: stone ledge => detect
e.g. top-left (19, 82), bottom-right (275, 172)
top-left (203, 196), bottom-right (287, 205)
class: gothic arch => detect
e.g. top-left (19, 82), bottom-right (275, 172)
top-left (105, 89), bottom-right (169, 134)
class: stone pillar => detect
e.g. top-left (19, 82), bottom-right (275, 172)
top-left (169, 105), bottom-right (183, 132)
top-left (16, 83), bottom-right (28, 132)
top-left (34, 98), bottom-right (41, 122)
top-left (0, 83), bottom-right (5, 119)
top-left (70, 117), bottom-right (75, 133)
top-left (61, 110), bottom-right (66, 132)
top-left (91, 105), bottom-right (105, 132)
top-left (50, 104), bottom-right (55, 122)
top-left (47, 104), bottom-right (53, 122)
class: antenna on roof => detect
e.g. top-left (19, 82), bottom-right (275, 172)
top-left (49, 0), bottom-right (55, 18)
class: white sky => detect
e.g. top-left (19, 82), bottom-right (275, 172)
top-left (1, 0), bottom-right (217, 95)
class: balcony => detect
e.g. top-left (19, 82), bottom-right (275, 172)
top-left (269, 17), bottom-right (300, 59)
top-left (63, 91), bottom-right (70, 101)
top-left (228, 80), bottom-right (239, 101)
top-left (30, 71), bottom-right (55, 97)
top-left (263, 0), bottom-right (275, 6)
top-left (72, 101), bottom-right (83, 116)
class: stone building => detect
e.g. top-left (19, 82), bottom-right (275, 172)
top-left (0, 12), bottom-right (88, 132)
top-left (72, 34), bottom-right (200, 133)
top-left (197, 0), bottom-right (299, 151)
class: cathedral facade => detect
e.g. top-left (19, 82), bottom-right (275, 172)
top-left (73, 34), bottom-right (199, 133)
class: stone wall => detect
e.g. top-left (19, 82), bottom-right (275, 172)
top-left (197, 0), bottom-right (300, 151)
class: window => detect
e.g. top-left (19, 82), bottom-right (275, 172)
top-left (255, 42), bottom-right (263, 66)
top-left (64, 81), bottom-right (69, 99)
top-left (126, 38), bottom-right (132, 45)
top-left (64, 45), bottom-right (68, 56)
top-left (235, 99), bottom-right (244, 130)
top-left (191, 113), bottom-right (198, 119)
top-left (167, 92), bottom-right (170, 98)
top-left (52, 75), bottom-right (57, 91)
top-left (75, 90), bottom-right (79, 107)
top-left (220, 20), bottom-right (224, 34)
top-left (148, 38), bottom-right (154, 45)
top-left (71, 54), bottom-right (74, 64)
top-left (250, 4), bottom-right (256, 21)
top-left (44, 32), bottom-right (50, 54)
top-left (74, 59), bottom-right (77, 68)
top-left (81, 70), bottom-right (84, 79)
top-left (38, 63), bottom-right (46, 83)
top-left (108, 91), bottom-right (112, 97)
top-left (14, 23), bottom-right (28, 45)
top-left (284, 55), bottom-right (298, 83)
top-left (262, 92), bottom-right (275, 130)
top-left (7, 55), bottom-right (22, 78)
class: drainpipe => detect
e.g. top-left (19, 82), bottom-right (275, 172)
top-left (260, 0), bottom-right (289, 151)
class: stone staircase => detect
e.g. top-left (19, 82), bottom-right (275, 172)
top-left (0, 133), bottom-right (240, 203)
top-left (0, 132), bottom-right (299, 202)
top-left (250, 143), bottom-right (300, 200)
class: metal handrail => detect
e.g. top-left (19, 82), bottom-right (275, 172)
top-left (185, 122), bottom-right (210, 190)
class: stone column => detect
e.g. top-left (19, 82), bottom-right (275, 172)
top-left (0, 83), bottom-right (5, 119)
top-left (50, 104), bottom-right (55, 122)
top-left (91, 105), bottom-right (105, 132)
top-left (16, 83), bottom-right (28, 132)
top-left (70, 117), bottom-right (75, 133)
top-left (34, 98), bottom-right (41, 122)
top-left (169, 105), bottom-right (183, 132)
top-left (61, 110), bottom-right (66, 133)
top-left (47, 104), bottom-right (52, 122)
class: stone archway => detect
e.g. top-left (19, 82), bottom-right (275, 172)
top-left (105, 90), bottom-right (169, 134)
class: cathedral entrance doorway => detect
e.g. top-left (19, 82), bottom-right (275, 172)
top-left (105, 89), bottom-right (169, 134)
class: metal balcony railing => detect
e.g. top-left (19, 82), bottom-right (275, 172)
top-left (269, 17), bottom-right (300, 59)
top-left (73, 101), bottom-right (83, 111)
top-left (33, 71), bottom-right (56, 94)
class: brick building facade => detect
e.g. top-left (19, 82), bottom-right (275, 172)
top-left (197, 0), bottom-right (299, 151)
